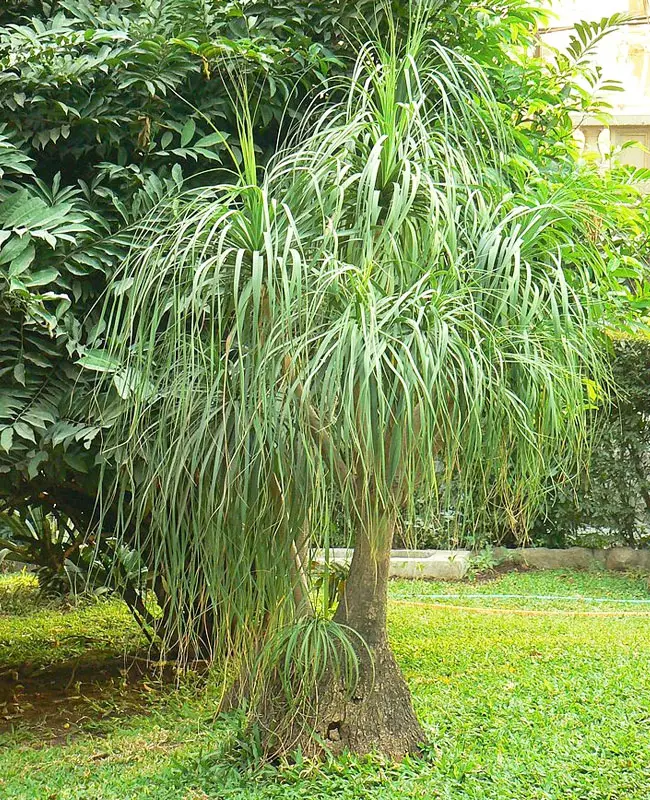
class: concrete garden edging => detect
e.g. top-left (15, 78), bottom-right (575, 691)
top-left (317, 546), bottom-right (650, 580)
top-left (319, 548), bottom-right (471, 580)
top-left (492, 546), bottom-right (650, 573)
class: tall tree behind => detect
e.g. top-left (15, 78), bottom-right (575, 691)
top-left (0, 0), bottom-right (370, 558)
top-left (0, 0), bottom-right (536, 565)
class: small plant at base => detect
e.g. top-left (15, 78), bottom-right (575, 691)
top-left (467, 547), bottom-right (499, 579)
top-left (310, 561), bottom-right (350, 614)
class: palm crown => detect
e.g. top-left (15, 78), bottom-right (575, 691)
top-left (101, 29), bottom-right (607, 695)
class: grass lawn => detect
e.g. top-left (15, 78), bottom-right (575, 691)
top-left (0, 574), bottom-right (141, 669)
top-left (2, 568), bottom-right (650, 799)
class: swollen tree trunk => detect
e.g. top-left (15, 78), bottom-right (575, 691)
top-left (326, 520), bottom-right (424, 757)
top-left (261, 516), bottom-right (424, 759)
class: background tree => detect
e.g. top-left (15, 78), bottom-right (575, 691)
top-left (0, 0), bottom-right (364, 593)
top-left (0, 0), bottom-right (495, 562)
top-left (0, 0), bottom-right (553, 602)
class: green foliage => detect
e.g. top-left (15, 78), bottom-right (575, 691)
top-left (405, 332), bottom-right (650, 551)
top-left (500, 13), bottom-right (628, 163)
top-left (0, 0), bottom-right (359, 499)
top-left (94, 11), bottom-right (636, 724)
top-left (310, 560), bottom-right (349, 613)
top-left (256, 617), bottom-right (363, 716)
top-left (0, 504), bottom-right (147, 598)
top-left (0, 0), bottom-right (564, 600)
top-left (1, 1), bottom-right (637, 505)
top-left (2, 2), bottom-right (650, 695)
top-left (536, 336), bottom-right (650, 547)
top-left (0, 506), bottom-right (87, 595)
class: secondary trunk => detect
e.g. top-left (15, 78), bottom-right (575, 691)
top-left (259, 516), bottom-right (425, 759)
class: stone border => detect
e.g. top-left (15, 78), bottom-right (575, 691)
top-left (317, 546), bottom-right (650, 580)
top-left (320, 548), bottom-right (472, 580)
top-left (493, 546), bottom-right (650, 574)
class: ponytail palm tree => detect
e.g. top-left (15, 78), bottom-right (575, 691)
top-left (98, 29), bottom-right (610, 757)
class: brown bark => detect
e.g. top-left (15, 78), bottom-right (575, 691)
top-left (259, 516), bottom-right (424, 760)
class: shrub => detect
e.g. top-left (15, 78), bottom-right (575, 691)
top-left (535, 336), bottom-right (650, 548)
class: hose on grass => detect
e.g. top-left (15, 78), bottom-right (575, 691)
top-left (391, 593), bottom-right (650, 617)
top-left (392, 593), bottom-right (650, 605)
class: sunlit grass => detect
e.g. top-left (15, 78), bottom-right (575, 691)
top-left (0, 572), bottom-right (40, 616)
top-left (2, 569), bottom-right (650, 798)
top-left (389, 568), bottom-right (650, 610)
top-left (0, 573), bottom-right (142, 668)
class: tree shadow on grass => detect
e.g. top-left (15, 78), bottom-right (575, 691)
top-left (0, 650), bottom-right (181, 743)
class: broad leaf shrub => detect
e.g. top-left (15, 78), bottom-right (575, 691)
top-left (0, 0), bottom-right (355, 504)
top-left (0, 0), bottom-right (541, 592)
top-left (0, 0), bottom-right (534, 515)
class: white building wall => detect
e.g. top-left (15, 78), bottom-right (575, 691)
top-left (542, 1), bottom-right (650, 165)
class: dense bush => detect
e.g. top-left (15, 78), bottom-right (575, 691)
top-left (0, 0), bottom-right (553, 588)
top-left (0, 0), bottom-right (356, 505)
top-left (404, 337), bottom-right (650, 551)
top-left (0, 0), bottom-right (549, 511)
top-left (0, 0), bottom-right (369, 601)
top-left (535, 337), bottom-right (650, 548)
top-left (0, 506), bottom-right (146, 598)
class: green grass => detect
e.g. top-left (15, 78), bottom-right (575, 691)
top-left (389, 567), bottom-right (650, 610)
top-left (0, 573), bottom-right (142, 668)
top-left (0, 572), bottom-right (42, 616)
top-left (3, 570), bottom-right (650, 798)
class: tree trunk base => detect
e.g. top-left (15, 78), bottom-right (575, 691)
top-left (257, 639), bottom-right (424, 761)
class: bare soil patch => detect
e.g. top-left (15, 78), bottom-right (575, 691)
top-left (0, 652), bottom-right (177, 742)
